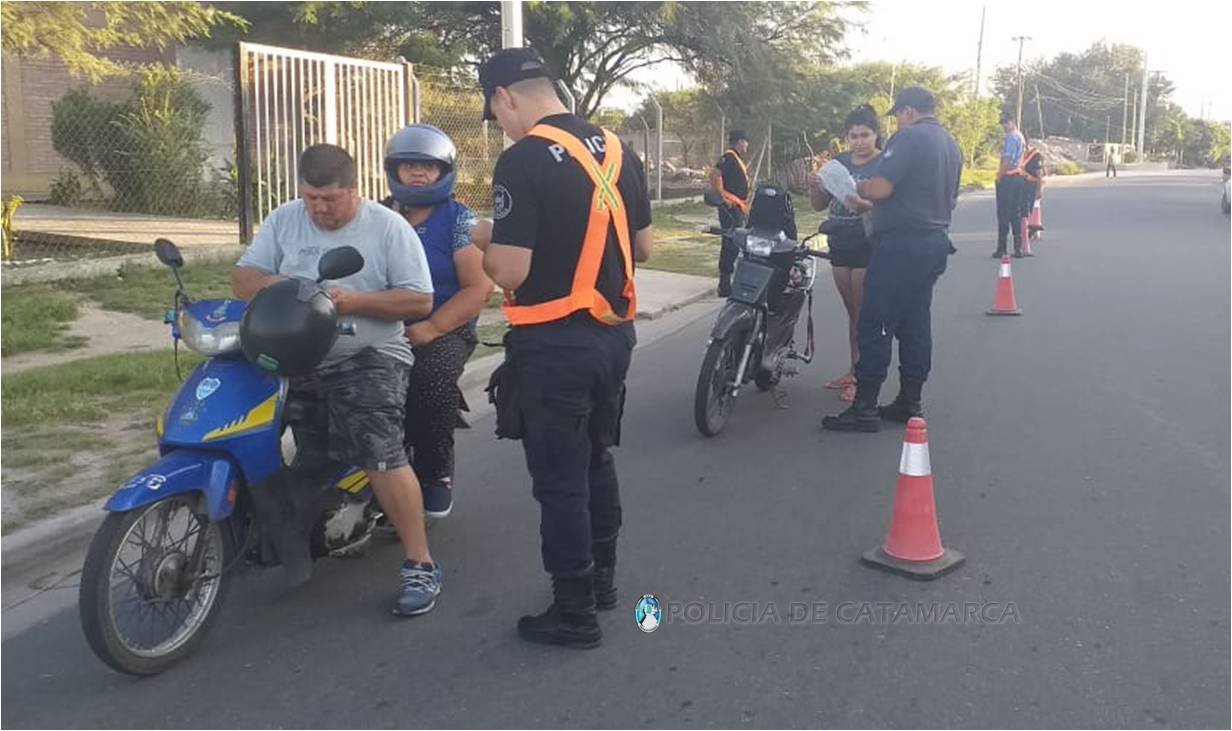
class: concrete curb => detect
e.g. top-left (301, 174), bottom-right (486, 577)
top-left (2, 244), bottom-right (242, 286)
top-left (1, 500), bottom-right (107, 575)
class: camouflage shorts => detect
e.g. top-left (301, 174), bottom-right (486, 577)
top-left (287, 348), bottom-right (411, 473)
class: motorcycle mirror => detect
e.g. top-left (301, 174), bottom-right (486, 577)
top-left (154, 238), bottom-right (184, 268)
top-left (317, 246), bottom-right (365, 282)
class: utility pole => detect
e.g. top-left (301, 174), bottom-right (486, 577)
top-left (1121, 73), bottom-right (1129, 146)
top-left (500, 0), bottom-right (523, 148)
top-left (974, 5), bottom-right (986, 97)
top-left (889, 62), bottom-right (897, 100)
top-left (1105, 115), bottom-right (1111, 144)
top-left (1013, 35), bottom-right (1032, 129)
top-left (1129, 86), bottom-right (1138, 152)
top-left (1136, 54), bottom-right (1148, 156)
top-left (1034, 82), bottom-right (1045, 139)
top-left (500, 0), bottom-right (522, 47)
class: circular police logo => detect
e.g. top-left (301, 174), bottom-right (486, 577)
top-left (634, 594), bottom-right (662, 633)
top-left (493, 184), bottom-right (513, 220)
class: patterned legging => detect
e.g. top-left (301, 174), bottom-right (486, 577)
top-left (404, 326), bottom-right (478, 482)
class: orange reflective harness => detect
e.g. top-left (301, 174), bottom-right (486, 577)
top-left (501, 125), bottom-right (637, 327)
top-left (716, 149), bottom-right (750, 214)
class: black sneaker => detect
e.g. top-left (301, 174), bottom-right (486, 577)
top-left (422, 478), bottom-right (453, 519)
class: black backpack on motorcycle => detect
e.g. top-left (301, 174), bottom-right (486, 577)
top-left (746, 183), bottom-right (798, 241)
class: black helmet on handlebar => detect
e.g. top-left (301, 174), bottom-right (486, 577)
top-left (240, 279), bottom-right (340, 376)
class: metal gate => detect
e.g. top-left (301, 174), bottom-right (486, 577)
top-left (233, 42), bottom-right (417, 242)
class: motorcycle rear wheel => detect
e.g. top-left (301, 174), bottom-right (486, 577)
top-left (80, 496), bottom-right (232, 676)
top-left (694, 337), bottom-right (741, 437)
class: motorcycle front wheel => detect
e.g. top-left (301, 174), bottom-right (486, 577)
top-left (694, 336), bottom-right (742, 437)
top-left (79, 495), bottom-right (232, 676)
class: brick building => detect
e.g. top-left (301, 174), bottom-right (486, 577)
top-left (1, 45), bottom-right (171, 199)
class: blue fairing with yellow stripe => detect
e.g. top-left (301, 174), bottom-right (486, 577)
top-left (160, 356), bottom-right (286, 485)
top-left (107, 297), bottom-right (371, 519)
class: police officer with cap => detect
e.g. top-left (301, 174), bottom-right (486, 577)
top-left (822, 87), bottom-right (962, 433)
top-left (474, 48), bottom-right (653, 648)
top-left (708, 130), bottom-right (751, 296)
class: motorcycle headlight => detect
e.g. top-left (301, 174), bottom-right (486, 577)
top-left (178, 310), bottom-right (241, 355)
top-left (745, 234), bottom-right (776, 258)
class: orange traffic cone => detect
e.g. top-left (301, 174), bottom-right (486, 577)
top-left (1019, 217), bottom-right (1034, 256)
top-left (861, 418), bottom-right (965, 580)
top-left (1028, 199), bottom-right (1044, 238)
top-left (986, 256), bottom-right (1022, 316)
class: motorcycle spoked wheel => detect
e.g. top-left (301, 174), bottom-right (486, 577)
top-left (79, 495), bottom-right (233, 676)
top-left (694, 336), bottom-right (742, 437)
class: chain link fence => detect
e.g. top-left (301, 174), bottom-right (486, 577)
top-left (415, 65), bottom-right (504, 214)
top-left (2, 59), bottom-right (241, 268)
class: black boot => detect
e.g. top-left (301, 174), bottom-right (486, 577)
top-left (821, 381), bottom-right (882, 432)
top-left (592, 538), bottom-right (618, 611)
top-left (518, 571), bottom-right (602, 649)
top-left (717, 273), bottom-right (732, 298)
top-left (878, 378), bottom-right (924, 423)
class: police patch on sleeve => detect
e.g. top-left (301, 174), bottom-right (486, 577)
top-left (493, 184), bottom-right (513, 220)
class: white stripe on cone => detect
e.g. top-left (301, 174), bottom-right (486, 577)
top-left (999, 262), bottom-right (1011, 278)
top-left (899, 442), bottom-right (931, 477)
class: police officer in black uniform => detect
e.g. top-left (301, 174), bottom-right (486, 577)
top-left (475, 48), bottom-right (653, 649)
top-left (709, 130), bottom-right (751, 297)
top-left (822, 87), bottom-right (962, 433)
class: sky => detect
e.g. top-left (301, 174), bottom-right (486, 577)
top-left (611, 0), bottom-right (1231, 122)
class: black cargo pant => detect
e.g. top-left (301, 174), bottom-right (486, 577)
top-left (505, 315), bottom-right (634, 577)
top-left (404, 325), bottom-right (477, 482)
top-left (717, 205), bottom-right (745, 277)
top-left (995, 176), bottom-right (1027, 254)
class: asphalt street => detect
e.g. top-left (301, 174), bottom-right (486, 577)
top-left (2, 171), bottom-right (1229, 729)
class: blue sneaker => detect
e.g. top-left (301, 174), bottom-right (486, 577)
top-left (422, 478), bottom-right (453, 519)
top-left (393, 560), bottom-right (442, 617)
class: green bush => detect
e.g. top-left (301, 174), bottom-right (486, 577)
top-left (1122, 149), bottom-right (1137, 164)
top-left (48, 170), bottom-right (85, 207)
top-left (1055, 160), bottom-right (1084, 176)
top-left (50, 67), bottom-right (212, 217)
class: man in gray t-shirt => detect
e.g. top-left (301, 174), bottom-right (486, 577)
top-left (232, 144), bottom-right (444, 617)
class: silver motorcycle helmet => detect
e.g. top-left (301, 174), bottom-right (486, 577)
top-left (384, 123), bottom-right (458, 207)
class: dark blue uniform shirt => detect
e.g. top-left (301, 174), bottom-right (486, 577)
top-left (869, 117), bottom-right (963, 236)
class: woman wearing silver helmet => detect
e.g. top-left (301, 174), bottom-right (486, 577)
top-left (382, 123), bottom-right (494, 519)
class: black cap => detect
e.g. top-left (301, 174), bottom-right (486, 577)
top-left (888, 86), bottom-right (936, 115)
top-left (999, 110), bottom-right (1014, 124)
top-left (728, 129), bottom-right (750, 145)
top-left (478, 48), bottom-right (555, 121)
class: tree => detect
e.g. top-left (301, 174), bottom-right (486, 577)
top-left (990, 42), bottom-right (1174, 143)
top-left (211, 1), bottom-right (859, 119)
top-left (1, 2), bottom-right (246, 81)
top-left (206, 1), bottom-right (497, 73)
top-left (940, 97), bottom-right (1003, 167)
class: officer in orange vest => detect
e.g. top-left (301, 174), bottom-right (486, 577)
top-left (476, 48), bottom-right (653, 649)
top-left (708, 130), bottom-right (751, 296)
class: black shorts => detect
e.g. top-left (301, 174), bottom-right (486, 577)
top-left (287, 348), bottom-right (411, 473)
top-left (829, 243), bottom-right (871, 269)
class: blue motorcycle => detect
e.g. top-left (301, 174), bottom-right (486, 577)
top-left (79, 239), bottom-right (383, 676)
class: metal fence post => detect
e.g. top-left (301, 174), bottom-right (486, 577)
top-left (648, 93), bottom-right (663, 202)
top-left (233, 43), bottom-right (253, 244)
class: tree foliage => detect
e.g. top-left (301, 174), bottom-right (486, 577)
top-left (1, 1), bottom-right (246, 80)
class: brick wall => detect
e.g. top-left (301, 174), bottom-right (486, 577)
top-left (1, 45), bottom-right (169, 197)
